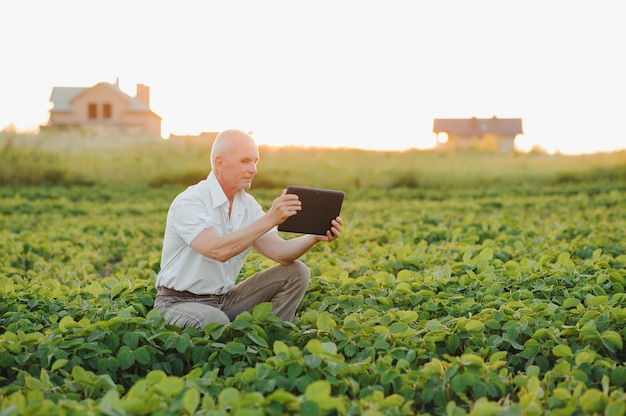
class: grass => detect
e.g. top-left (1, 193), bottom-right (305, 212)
top-left (1, 130), bottom-right (625, 191)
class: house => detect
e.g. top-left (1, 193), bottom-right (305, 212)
top-left (45, 80), bottom-right (162, 137)
top-left (432, 117), bottom-right (523, 152)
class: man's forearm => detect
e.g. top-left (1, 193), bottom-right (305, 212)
top-left (276, 234), bottom-right (319, 264)
top-left (191, 215), bottom-right (276, 262)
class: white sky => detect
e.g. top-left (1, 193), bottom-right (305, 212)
top-left (1, 1), bottom-right (624, 154)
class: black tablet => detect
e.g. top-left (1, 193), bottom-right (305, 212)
top-left (277, 185), bottom-right (344, 235)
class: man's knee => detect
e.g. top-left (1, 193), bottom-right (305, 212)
top-left (157, 301), bottom-right (230, 330)
top-left (289, 260), bottom-right (311, 286)
top-left (196, 311), bottom-right (230, 328)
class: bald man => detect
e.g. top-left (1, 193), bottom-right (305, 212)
top-left (154, 129), bottom-right (343, 330)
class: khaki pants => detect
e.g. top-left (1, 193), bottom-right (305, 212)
top-left (154, 260), bottom-right (310, 330)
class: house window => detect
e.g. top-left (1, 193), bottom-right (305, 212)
top-left (103, 103), bottom-right (112, 118)
top-left (88, 103), bottom-right (98, 119)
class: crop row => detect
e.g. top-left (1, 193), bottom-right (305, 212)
top-left (1, 183), bottom-right (626, 415)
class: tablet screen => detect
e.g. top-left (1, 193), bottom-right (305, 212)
top-left (277, 186), bottom-right (344, 235)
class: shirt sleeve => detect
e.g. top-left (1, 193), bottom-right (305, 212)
top-left (170, 196), bottom-right (215, 246)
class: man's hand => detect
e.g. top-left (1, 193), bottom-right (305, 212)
top-left (267, 189), bottom-right (302, 226)
top-left (315, 216), bottom-right (343, 242)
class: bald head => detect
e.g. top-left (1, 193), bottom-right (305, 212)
top-left (211, 129), bottom-right (257, 169)
top-left (210, 129), bottom-right (260, 195)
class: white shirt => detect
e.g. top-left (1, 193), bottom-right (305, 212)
top-left (155, 171), bottom-right (274, 294)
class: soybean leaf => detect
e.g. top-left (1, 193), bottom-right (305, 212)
top-left (252, 302), bottom-right (273, 320)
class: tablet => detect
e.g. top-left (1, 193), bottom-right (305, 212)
top-left (277, 185), bottom-right (344, 235)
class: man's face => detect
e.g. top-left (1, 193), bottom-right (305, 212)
top-left (218, 139), bottom-right (259, 192)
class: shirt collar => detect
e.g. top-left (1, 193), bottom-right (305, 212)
top-left (207, 171), bottom-right (227, 209)
top-left (207, 171), bottom-right (245, 209)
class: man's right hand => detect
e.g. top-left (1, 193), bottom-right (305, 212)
top-left (268, 189), bottom-right (302, 225)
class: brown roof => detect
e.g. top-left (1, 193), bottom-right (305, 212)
top-left (433, 117), bottom-right (523, 136)
top-left (50, 82), bottom-right (160, 118)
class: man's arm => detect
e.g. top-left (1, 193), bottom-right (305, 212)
top-left (190, 215), bottom-right (275, 262)
top-left (254, 217), bottom-right (343, 265)
top-left (190, 190), bottom-right (303, 262)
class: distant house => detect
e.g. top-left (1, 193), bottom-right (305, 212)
top-left (45, 80), bottom-right (162, 137)
top-left (433, 117), bottom-right (523, 152)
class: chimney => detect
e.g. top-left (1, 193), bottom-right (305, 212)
top-left (136, 83), bottom-right (150, 106)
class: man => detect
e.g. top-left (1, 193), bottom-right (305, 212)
top-left (154, 129), bottom-right (343, 330)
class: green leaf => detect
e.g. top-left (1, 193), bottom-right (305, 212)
top-left (610, 367), bottom-right (626, 386)
top-left (85, 282), bottom-right (104, 297)
top-left (465, 320), bottom-right (484, 332)
top-left (146, 309), bottom-right (164, 326)
top-left (182, 388), bottom-right (200, 415)
top-left (562, 297), bottom-right (580, 309)
top-left (463, 250), bottom-right (472, 264)
top-left (450, 374), bottom-right (467, 393)
top-left (306, 339), bottom-right (323, 355)
top-left (447, 334), bottom-right (460, 353)
top-left (575, 351), bottom-right (596, 366)
top-left (71, 365), bottom-right (87, 381)
top-left (122, 332), bottom-right (139, 349)
top-left (217, 387), bottom-right (240, 409)
top-left (300, 401), bottom-right (321, 416)
top-left (315, 312), bottom-right (336, 332)
top-left (252, 302), bottom-right (273, 320)
top-left (246, 331), bottom-right (269, 348)
top-left (273, 340), bottom-right (289, 356)
top-left (117, 346), bottom-right (135, 370)
top-left (395, 310), bottom-right (418, 322)
top-left (601, 330), bottom-right (623, 352)
top-left (579, 389), bottom-right (607, 414)
top-left (51, 359), bottom-right (68, 372)
top-left (605, 401), bottom-right (626, 416)
top-left (218, 350), bottom-right (233, 366)
top-left (460, 354), bottom-right (484, 367)
top-left (470, 398), bottom-right (500, 416)
top-left (98, 390), bottom-right (121, 414)
top-left (321, 342), bottom-right (337, 355)
top-left (477, 247), bottom-right (494, 260)
top-left (207, 323), bottom-right (226, 339)
top-left (489, 351), bottom-right (507, 363)
top-left (592, 248), bottom-right (603, 260)
top-left (556, 252), bottom-right (575, 269)
top-left (304, 380), bottom-right (331, 401)
top-left (107, 357), bottom-right (120, 372)
top-left (389, 322), bottom-right (409, 333)
top-left (425, 320), bottom-right (444, 331)
top-left (230, 319), bottom-right (252, 330)
top-left (267, 389), bottom-right (298, 405)
top-left (175, 334), bottom-right (190, 353)
top-left (58, 315), bottom-right (78, 333)
top-left (552, 344), bottom-right (573, 357)
top-left (304, 354), bottom-right (321, 369)
top-left (134, 347), bottom-right (151, 365)
top-left (342, 316), bottom-right (360, 330)
top-left (586, 295), bottom-right (609, 307)
top-left (155, 376), bottom-right (184, 396)
top-left (24, 374), bottom-right (43, 390)
top-left (117, 309), bottom-right (133, 319)
top-left (381, 369), bottom-right (398, 385)
top-left (224, 341), bottom-right (246, 355)
top-left (485, 319), bottom-right (501, 329)
top-left (556, 252), bottom-right (570, 265)
top-left (287, 362), bottom-right (303, 379)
